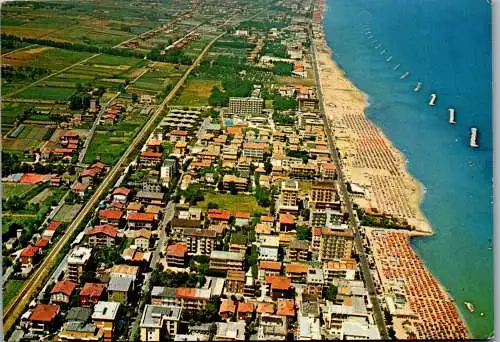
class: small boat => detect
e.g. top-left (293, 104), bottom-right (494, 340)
top-left (448, 108), bottom-right (456, 124)
top-left (393, 63), bottom-right (401, 71)
top-left (480, 312), bottom-right (485, 317)
top-left (429, 93), bottom-right (437, 106)
top-left (375, 44), bottom-right (382, 50)
top-left (400, 71), bottom-right (410, 79)
top-left (386, 56), bottom-right (392, 62)
top-left (470, 127), bottom-right (479, 148)
top-left (414, 82), bottom-right (422, 92)
top-left (380, 49), bottom-right (386, 55)
top-left (465, 302), bottom-right (475, 313)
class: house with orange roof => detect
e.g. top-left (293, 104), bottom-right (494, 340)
top-left (222, 174), bottom-right (248, 192)
top-left (98, 209), bottom-right (123, 227)
top-left (258, 260), bottom-right (282, 281)
top-left (266, 275), bottom-right (292, 299)
top-left (219, 299), bottom-right (236, 320)
top-left (147, 138), bottom-right (162, 152)
top-left (34, 238), bottom-right (50, 250)
top-left (276, 299), bottom-right (295, 317)
top-left (139, 151), bottom-right (162, 167)
top-left (88, 225), bottom-right (118, 247)
top-left (166, 243), bottom-right (188, 268)
top-left (242, 143), bottom-right (267, 161)
top-left (19, 245), bottom-right (41, 270)
top-left (225, 270), bottom-right (246, 295)
top-left (174, 141), bottom-right (188, 155)
top-left (227, 126), bottom-right (243, 137)
top-left (71, 182), bottom-right (90, 198)
top-left (255, 224), bottom-right (272, 240)
top-left (112, 187), bottom-right (131, 203)
top-left (278, 213), bottom-right (296, 232)
top-left (234, 211), bottom-right (251, 227)
top-left (320, 162), bottom-right (337, 180)
top-left (127, 212), bottom-right (156, 230)
top-left (50, 280), bottom-right (76, 304)
top-left (28, 303), bottom-right (60, 335)
top-left (285, 263), bottom-right (311, 283)
top-left (237, 302), bottom-right (254, 320)
top-left (168, 130), bottom-right (189, 142)
top-left (207, 209), bottom-right (231, 225)
top-left (80, 283), bottom-right (107, 307)
top-left (43, 220), bottom-right (62, 241)
top-left (134, 229), bottom-right (152, 251)
top-left (19, 173), bottom-right (47, 184)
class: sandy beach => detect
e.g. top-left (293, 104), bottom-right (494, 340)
top-left (312, 21), bottom-right (431, 235)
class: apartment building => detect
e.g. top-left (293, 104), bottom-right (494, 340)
top-left (229, 97), bottom-right (263, 116)
top-left (92, 301), bottom-right (120, 342)
top-left (225, 270), bottom-right (246, 295)
top-left (277, 179), bottom-right (299, 214)
top-left (323, 259), bottom-right (357, 283)
top-left (140, 305), bottom-right (182, 341)
top-left (67, 247), bottom-right (92, 283)
top-left (242, 143), bottom-right (266, 162)
top-left (310, 181), bottom-right (340, 209)
top-left (319, 228), bottom-right (354, 261)
top-left (209, 251), bottom-right (244, 271)
top-left (182, 228), bottom-right (216, 256)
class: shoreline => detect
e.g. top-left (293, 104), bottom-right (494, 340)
top-left (312, 5), bottom-right (432, 235)
top-left (312, 0), bottom-right (470, 337)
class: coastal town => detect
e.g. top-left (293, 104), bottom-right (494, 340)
top-left (1, 0), bottom-right (471, 340)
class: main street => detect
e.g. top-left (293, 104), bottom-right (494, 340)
top-left (3, 29), bottom-right (226, 335)
top-left (309, 27), bottom-right (389, 339)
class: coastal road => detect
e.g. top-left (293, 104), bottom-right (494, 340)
top-left (309, 27), bottom-right (389, 339)
top-left (2, 31), bottom-right (226, 336)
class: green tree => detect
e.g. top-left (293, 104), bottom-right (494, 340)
top-left (132, 93), bottom-right (138, 103)
top-left (325, 285), bottom-right (338, 301)
top-left (296, 226), bottom-right (311, 241)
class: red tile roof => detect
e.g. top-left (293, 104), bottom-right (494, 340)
top-left (113, 187), bottom-right (131, 196)
top-left (72, 182), bottom-right (89, 191)
top-left (135, 229), bottom-right (152, 240)
top-left (259, 260), bottom-right (282, 271)
top-left (30, 304), bottom-right (60, 322)
top-left (47, 220), bottom-right (62, 231)
top-left (175, 288), bottom-right (196, 299)
top-left (20, 245), bottom-right (40, 258)
top-left (237, 302), bottom-right (254, 313)
top-left (51, 280), bottom-right (76, 296)
top-left (285, 263), bottom-right (311, 274)
top-left (243, 143), bottom-right (266, 150)
top-left (234, 211), bottom-right (251, 219)
top-left (260, 216), bottom-right (274, 223)
top-left (276, 299), bottom-right (295, 317)
top-left (81, 168), bottom-right (100, 178)
top-left (148, 139), bottom-right (161, 146)
top-left (99, 209), bottom-right (123, 220)
top-left (88, 224), bottom-right (118, 238)
top-left (170, 130), bottom-right (188, 136)
top-left (279, 213), bottom-right (295, 225)
top-left (312, 227), bottom-right (322, 237)
top-left (54, 148), bottom-right (74, 154)
top-left (91, 162), bottom-right (106, 170)
top-left (34, 239), bottom-right (50, 248)
top-left (266, 275), bottom-right (291, 291)
top-left (166, 243), bottom-right (187, 258)
top-left (322, 163), bottom-right (336, 170)
top-left (79, 282), bottom-right (106, 298)
top-left (19, 173), bottom-right (46, 184)
top-left (256, 302), bottom-right (275, 314)
top-left (141, 151), bottom-right (162, 158)
top-left (219, 299), bottom-right (236, 313)
top-left (207, 209), bottom-right (231, 221)
top-left (128, 212), bottom-right (155, 222)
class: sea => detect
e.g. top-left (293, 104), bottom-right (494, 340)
top-left (322, 0), bottom-right (493, 338)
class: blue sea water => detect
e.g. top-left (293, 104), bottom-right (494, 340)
top-left (322, 0), bottom-right (493, 338)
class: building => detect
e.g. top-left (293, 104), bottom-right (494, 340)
top-left (319, 228), bottom-right (354, 261)
top-left (309, 181), bottom-right (340, 209)
top-left (109, 264), bottom-right (139, 282)
top-left (19, 245), bottom-right (41, 270)
top-left (209, 251), bottom-right (244, 271)
top-left (285, 263), bottom-right (311, 284)
top-left (278, 213), bottom-right (296, 232)
top-left (229, 97), bottom-right (263, 116)
top-left (107, 276), bottom-right (133, 304)
top-left (207, 209), bottom-right (231, 225)
top-left (140, 305), bottom-right (182, 341)
top-left (160, 159), bottom-right (177, 188)
top-left (214, 321), bottom-right (246, 341)
top-left (277, 179), bottom-right (299, 214)
top-left (168, 130), bottom-right (189, 142)
top-left (28, 304), bottom-right (60, 335)
top-left (237, 302), bottom-right (254, 321)
top-left (58, 321), bottom-right (103, 341)
top-left (242, 143), bottom-right (266, 161)
top-left (135, 229), bottom-right (152, 251)
top-left (183, 228), bottom-right (216, 256)
top-left (234, 211), bottom-right (251, 227)
top-left (288, 239), bottom-right (310, 261)
top-left (50, 280), bottom-right (76, 305)
top-left (112, 187), bottom-right (131, 203)
top-left (323, 259), bottom-right (357, 283)
top-left (296, 314), bottom-right (322, 340)
top-left (92, 302), bottom-right (119, 342)
top-left (80, 283), bottom-right (107, 307)
top-left (222, 175), bottom-right (248, 192)
top-left (166, 243), bottom-right (188, 268)
top-left (67, 247), bottom-right (92, 283)
top-left (88, 225), bottom-right (118, 247)
top-left (310, 207), bottom-right (344, 229)
top-left (258, 235), bottom-right (280, 261)
top-left (266, 275), bottom-right (293, 299)
top-left (151, 287), bottom-right (211, 311)
top-left (225, 270), bottom-right (246, 295)
top-left (219, 299), bottom-right (236, 320)
top-left (98, 209), bottom-right (123, 227)
top-left (257, 314), bottom-right (288, 340)
top-left (304, 268), bottom-right (325, 300)
top-left (320, 163), bottom-right (337, 180)
top-left (258, 261), bottom-right (282, 281)
top-left (127, 212), bottom-right (156, 230)
top-left (140, 151), bottom-right (162, 167)
top-left (340, 321), bottom-right (381, 340)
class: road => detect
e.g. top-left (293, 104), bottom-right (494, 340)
top-left (2, 30), bottom-right (226, 336)
top-left (309, 27), bottom-right (389, 339)
top-left (78, 92), bottom-right (121, 163)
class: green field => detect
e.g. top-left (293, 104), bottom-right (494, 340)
top-left (173, 79), bottom-right (220, 106)
top-left (197, 192), bottom-right (267, 214)
top-left (2, 183), bottom-right (37, 199)
top-left (1, 102), bottom-right (29, 126)
top-left (2, 137), bottom-right (42, 151)
top-left (53, 204), bottom-right (83, 223)
top-left (17, 125), bottom-right (49, 140)
top-left (3, 280), bottom-right (25, 309)
top-left (15, 86), bottom-right (76, 101)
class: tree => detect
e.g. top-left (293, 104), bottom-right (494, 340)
top-left (132, 93), bottom-right (138, 103)
top-left (69, 91), bottom-right (90, 110)
top-left (325, 285), bottom-right (338, 301)
top-left (254, 187), bottom-right (270, 207)
top-left (183, 184), bottom-right (204, 205)
top-left (264, 159), bottom-right (272, 174)
top-left (296, 226), bottom-right (311, 241)
top-left (228, 182), bottom-right (237, 195)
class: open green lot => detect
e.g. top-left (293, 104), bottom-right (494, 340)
top-left (17, 125), bottom-right (49, 140)
top-left (2, 183), bottom-right (37, 199)
top-left (14, 86), bottom-right (76, 101)
top-left (53, 204), bottom-right (83, 223)
top-left (173, 78), bottom-right (221, 106)
top-left (197, 192), bottom-right (267, 215)
top-left (3, 280), bottom-right (25, 309)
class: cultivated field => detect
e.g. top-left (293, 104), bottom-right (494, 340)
top-left (173, 78), bottom-right (221, 106)
top-left (53, 204), bottom-right (83, 223)
top-left (197, 192), bottom-right (267, 214)
top-left (2, 183), bottom-right (37, 199)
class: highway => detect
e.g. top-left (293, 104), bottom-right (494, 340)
top-left (309, 28), bottom-right (389, 339)
top-left (2, 30), bottom-right (226, 336)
